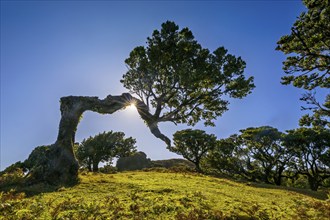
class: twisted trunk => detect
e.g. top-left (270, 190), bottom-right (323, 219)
top-left (27, 93), bottom-right (170, 185)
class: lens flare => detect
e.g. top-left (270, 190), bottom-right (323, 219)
top-left (126, 102), bottom-right (137, 111)
top-left (129, 103), bottom-right (136, 109)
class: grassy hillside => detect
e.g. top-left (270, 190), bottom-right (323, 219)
top-left (1, 170), bottom-right (329, 219)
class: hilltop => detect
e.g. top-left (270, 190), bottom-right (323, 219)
top-left (1, 170), bottom-right (329, 219)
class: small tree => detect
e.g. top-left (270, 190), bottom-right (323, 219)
top-left (276, 0), bottom-right (330, 128)
top-left (206, 135), bottom-right (245, 177)
top-left (76, 131), bottom-right (136, 172)
top-left (168, 129), bottom-right (217, 173)
top-left (283, 127), bottom-right (330, 191)
top-left (239, 126), bottom-right (290, 185)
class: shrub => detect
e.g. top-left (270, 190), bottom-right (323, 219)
top-left (0, 168), bottom-right (26, 189)
top-left (99, 165), bottom-right (118, 174)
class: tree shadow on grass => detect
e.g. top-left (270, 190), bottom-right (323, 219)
top-left (0, 182), bottom-right (59, 197)
top-left (209, 173), bottom-right (329, 200)
top-left (248, 182), bottom-right (329, 200)
top-left (0, 173), bottom-right (77, 198)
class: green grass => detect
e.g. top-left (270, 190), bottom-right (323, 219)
top-left (1, 170), bottom-right (330, 219)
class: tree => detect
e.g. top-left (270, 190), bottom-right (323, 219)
top-left (25, 94), bottom-right (164, 184)
top-left (168, 129), bottom-right (217, 172)
top-left (283, 127), bottom-right (330, 191)
top-left (76, 131), bottom-right (136, 172)
top-left (206, 135), bottom-right (247, 177)
top-left (121, 21), bottom-right (255, 127)
top-left (24, 20), bottom-right (254, 185)
top-left (239, 126), bottom-right (289, 185)
top-left (299, 92), bottom-right (330, 128)
top-left (276, 0), bottom-right (330, 128)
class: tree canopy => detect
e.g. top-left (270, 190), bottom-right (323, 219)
top-left (206, 135), bottom-right (245, 177)
top-left (276, 0), bottom-right (329, 89)
top-left (169, 129), bottom-right (217, 172)
top-left (121, 21), bottom-right (255, 127)
top-left (238, 126), bottom-right (289, 185)
top-left (283, 127), bottom-right (330, 191)
top-left (276, 0), bottom-right (330, 127)
top-left (76, 131), bottom-right (137, 172)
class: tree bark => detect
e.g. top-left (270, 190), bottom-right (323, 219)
top-left (87, 160), bottom-right (92, 172)
top-left (274, 166), bottom-right (285, 186)
top-left (27, 93), bottom-right (171, 185)
top-left (92, 160), bottom-right (99, 172)
top-left (308, 176), bottom-right (320, 191)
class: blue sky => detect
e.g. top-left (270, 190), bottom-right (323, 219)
top-left (1, 0), bottom-right (308, 170)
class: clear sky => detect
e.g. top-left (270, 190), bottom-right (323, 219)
top-left (1, 0), bottom-right (309, 170)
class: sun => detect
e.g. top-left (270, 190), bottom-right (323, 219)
top-left (126, 103), bottom-right (137, 111)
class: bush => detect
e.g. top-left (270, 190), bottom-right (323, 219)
top-left (169, 165), bottom-right (196, 173)
top-left (151, 159), bottom-right (195, 169)
top-left (99, 165), bottom-right (117, 174)
top-left (0, 161), bottom-right (26, 175)
top-left (0, 168), bottom-right (26, 189)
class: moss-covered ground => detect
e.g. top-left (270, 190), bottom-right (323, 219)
top-left (1, 170), bottom-right (329, 219)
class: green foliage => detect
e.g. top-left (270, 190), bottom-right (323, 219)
top-left (276, 0), bottom-right (330, 89)
top-left (205, 126), bottom-right (330, 190)
top-left (76, 131), bottom-right (137, 172)
top-left (23, 145), bottom-right (52, 183)
top-left (121, 21), bottom-right (254, 127)
top-left (206, 135), bottom-right (246, 178)
top-left (299, 93), bottom-right (330, 128)
top-left (169, 129), bottom-right (217, 172)
top-left (285, 174), bottom-right (310, 189)
top-left (0, 169), bottom-right (26, 189)
top-left (283, 127), bottom-right (330, 191)
top-left (238, 126), bottom-right (289, 185)
top-left (24, 145), bottom-right (50, 171)
top-left (151, 158), bottom-right (195, 169)
top-left (1, 171), bottom-right (329, 219)
top-left (0, 161), bottom-right (26, 176)
top-left (276, 0), bottom-right (330, 127)
top-left (99, 164), bottom-right (118, 174)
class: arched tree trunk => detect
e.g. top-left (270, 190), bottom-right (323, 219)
top-left (27, 93), bottom-right (170, 185)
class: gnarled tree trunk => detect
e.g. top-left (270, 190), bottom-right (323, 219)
top-left (27, 93), bottom-right (170, 185)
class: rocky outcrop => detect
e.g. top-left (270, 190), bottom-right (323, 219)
top-left (116, 152), bottom-right (152, 171)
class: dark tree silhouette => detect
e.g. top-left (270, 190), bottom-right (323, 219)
top-left (24, 21), bottom-right (254, 185)
top-left (121, 21), bottom-right (254, 127)
top-left (238, 126), bottom-right (290, 185)
top-left (283, 127), bottom-right (330, 191)
top-left (76, 131), bottom-right (136, 172)
top-left (26, 93), bottom-right (169, 184)
top-left (169, 129), bottom-right (217, 173)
